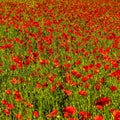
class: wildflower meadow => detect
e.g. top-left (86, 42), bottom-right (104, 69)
top-left (0, 0), bottom-right (120, 120)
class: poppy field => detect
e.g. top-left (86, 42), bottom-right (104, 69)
top-left (0, 0), bottom-right (120, 120)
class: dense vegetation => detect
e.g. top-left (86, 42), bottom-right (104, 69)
top-left (0, 0), bottom-right (120, 120)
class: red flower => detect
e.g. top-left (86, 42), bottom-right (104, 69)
top-left (57, 82), bottom-right (64, 90)
top-left (79, 90), bottom-right (87, 96)
top-left (83, 65), bottom-right (89, 71)
top-left (1, 99), bottom-right (8, 105)
top-left (93, 115), bottom-right (104, 120)
top-left (15, 94), bottom-right (22, 102)
top-left (5, 89), bottom-right (12, 95)
top-left (110, 85), bottom-right (117, 91)
top-left (39, 59), bottom-right (49, 65)
top-left (14, 91), bottom-right (22, 102)
top-left (3, 109), bottom-right (10, 115)
top-left (96, 105), bottom-right (103, 110)
top-left (98, 78), bottom-right (105, 84)
top-left (64, 89), bottom-right (72, 96)
top-left (11, 78), bottom-right (18, 84)
top-left (84, 82), bottom-right (90, 89)
top-left (33, 110), bottom-right (39, 118)
top-left (66, 56), bottom-right (71, 61)
top-left (79, 111), bottom-right (91, 119)
top-left (64, 63), bottom-right (71, 69)
top-left (24, 58), bottom-right (30, 66)
top-left (17, 62), bottom-right (23, 69)
top-left (51, 85), bottom-right (57, 92)
top-left (95, 97), bottom-right (110, 108)
top-left (64, 111), bottom-right (69, 118)
top-left (0, 44), bottom-right (13, 49)
top-left (10, 65), bottom-right (17, 71)
top-left (36, 82), bottom-right (42, 89)
top-left (6, 103), bottom-right (14, 110)
top-left (19, 78), bottom-right (24, 83)
top-left (112, 110), bottom-right (120, 120)
top-left (16, 114), bottom-right (22, 120)
top-left (74, 60), bottom-right (81, 66)
top-left (104, 65), bottom-right (109, 70)
top-left (81, 76), bottom-right (88, 82)
top-left (46, 109), bottom-right (58, 118)
top-left (27, 103), bottom-right (33, 108)
top-left (109, 70), bottom-right (120, 79)
top-left (53, 59), bottom-right (59, 67)
top-left (49, 76), bottom-right (55, 83)
top-left (95, 63), bottom-right (101, 68)
top-left (12, 56), bottom-right (20, 63)
top-left (71, 69), bottom-right (78, 75)
top-left (63, 106), bottom-right (76, 115)
top-left (65, 74), bottom-right (71, 82)
top-left (75, 72), bottom-right (82, 78)
top-left (94, 84), bottom-right (101, 91)
top-left (62, 33), bottom-right (68, 39)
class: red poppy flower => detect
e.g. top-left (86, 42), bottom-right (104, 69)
top-left (53, 59), bottom-right (59, 67)
top-left (49, 76), bottom-right (55, 83)
top-left (10, 65), bottom-right (17, 71)
top-left (3, 109), bottom-right (10, 115)
top-left (96, 105), bottom-right (103, 110)
top-left (11, 78), bottom-right (18, 84)
top-left (104, 65), bottom-right (109, 70)
top-left (17, 62), bottom-right (23, 69)
top-left (95, 63), bottom-right (101, 68)
top-left (64, 63), bottom-right (71, 69)
top-left (1, 99), bottom-right (8, 105)
top-left (81, 76), bottom-right (88, 82)
top-left (110, 85), bottom-right (117, 91)
top-left (64, 111), bottom-right (69, 118)
top-left (36, 82), bottom-right (42, 89)
top-left (74, 60), bottom-right (81, 66)
top-left (12, 56), bottom-right (21, 63)
top-left (51, 85), bottom-right (57, 92)
top-left (79, 111), bottom-right (91, 119)
top-left (75, 72), bottom-right (82, 78)
top-left (63, 106), bottom-right (76, 115)
top-left (5, 89), bottom-right (12, 95)
top-left (27, 103), bottom-right (33, 108)
top-left (112, 110), bottom-right (120, 120)
top-left (24, 58), bottom-right (30, 66)
top-left (46, 109), bottom-right (58, 118)
top-left (109, 70), bottom-right (120, 79)
top-left (15, 94), bottom-right (22, 102)
top-left (93, 115), bottom-right (104, 120)
top-left (66, 56), bottom-right (71, 61)
top-left (64, 89), bottom-right (72, 96)
top-left (79, 90), bottom-right (87, 96)
top-left (62, 33), bottom-right (68, 39)
top-left (65, 74), bottom-right (71, 82)
top-left (95, 97), bottom-right (110, 108)
top-left (6, 103), bottom-right (14, 110)
top-left (83, 65), bottom-right (89, 71)
top-left (57, 82), bottom-right (64, 90)
top-left (33, 110), bottom-right (39, 118)
top-left (16, 114), bottom-right (22, 120)
top-left (71, 69), bottom-right (78, 75)
top-left (14, 91), bottom-right (22, 102)
top-left (84, 83), bottom-right (90, 88)
top-left (94, 84), bottom-right (101, 91)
